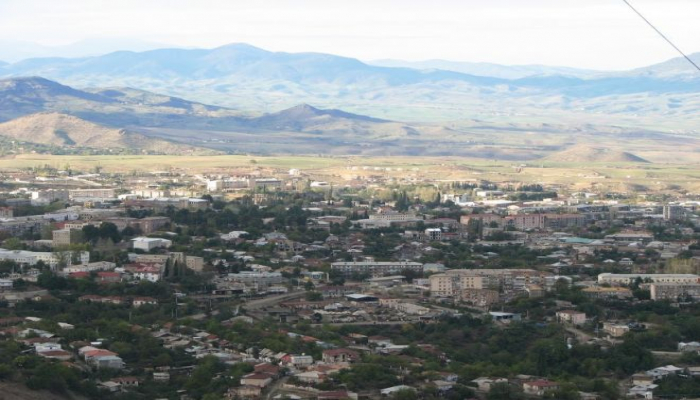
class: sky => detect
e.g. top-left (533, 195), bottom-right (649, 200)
top-left (0, 0), bottom-right (699, 70)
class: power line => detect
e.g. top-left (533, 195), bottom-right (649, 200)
top-left (622, 0), bottom-right (700, 74)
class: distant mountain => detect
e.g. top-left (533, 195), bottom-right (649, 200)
top-left (623, 52), bottom-right (700, 81)
top-left (0, 112), bottom-right (213, 155)
top-left (369, 59), bottom-right (603, 80)
top-left (0, 38), bottom-right (173, 63)
top-left (0, 43), bottom-right (502, 86)
top-left (545, 145), bottom-right (649, 163)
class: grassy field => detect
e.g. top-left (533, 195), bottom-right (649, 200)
top-left (2, 154), bottom-right (698, 193)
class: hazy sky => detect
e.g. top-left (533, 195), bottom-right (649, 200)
top-left (1, 0), bottom-right (699, 69)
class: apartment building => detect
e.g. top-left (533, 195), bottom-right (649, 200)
top-left (31, 189), bottom-right (69, 205)
top-left (663, 205), bottom-right (685, 221)
top-left (229, 271), bottom-right (284, 287)
top-left (369, 210), bottom-right (420, 221)
top-left (598, 273), bottom-right (700, 286)
top-left (207, 178), bottom-right (249, 192)
top-left (69, 188), bottom-right (117, 200)
top-left (330, 261), bottom-right (423, 277)
top-left (104, 216), bottom-right (170, 234)
top-left (430, 268), bottom-right (546, 298)
top-left (52, 228), bottom-right (83, 247)
top-left (0, 216), bottom-right (50, 236)
top-left (461, 288), bottom-right (500, 307)
top-left (460, 214), bottom-right (503, 227)
top-left (124, 197), bottom-right (209, 211)
top-left (650, 283), bottom-right (700, 301)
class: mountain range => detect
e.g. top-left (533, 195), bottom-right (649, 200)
top-left (2, 43), bottom-right (700, 129)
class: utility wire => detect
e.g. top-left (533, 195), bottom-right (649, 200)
top-left (622, 0), bottom-right (700, 73)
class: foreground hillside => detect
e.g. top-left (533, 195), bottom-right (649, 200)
top-left (0, 382), bottom-right (86, 400)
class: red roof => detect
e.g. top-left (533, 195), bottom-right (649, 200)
top-left (84, 349), bottom-right (117, 358)
top-left (323, 348), bottom-right (359, 357)
top-left (97, 272), bottom-right (121, 277)
top-left (254, 363), bottom-right (280, 374)
top-left (242, 373), bottom-right (273, 381)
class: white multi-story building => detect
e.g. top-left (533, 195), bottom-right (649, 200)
top-left (131, 237), bottom-right (172, 252)
top-left (228, 271), bottom-right (284, 287)
top-left (598, 273), bottom-right (700, 286)
top-left (207, 178), bottom-right (250, 192)
top-left (425, 228), bottom-right (443, 241)
top-left (31, 189), bottom-right (69, 205)
top-left (0, 249), bottom-right (89, 269)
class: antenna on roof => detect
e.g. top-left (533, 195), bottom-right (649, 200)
top-left (622, 0), bottom-right (700, 74)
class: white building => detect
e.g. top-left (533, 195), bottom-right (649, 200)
top-left (131, 237), bottom-right (172, 252)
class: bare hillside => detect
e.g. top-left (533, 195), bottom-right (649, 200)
top-left (0, 112), bottom-right (215, 155)
top-left (545, 145), bottom-right (649, 163)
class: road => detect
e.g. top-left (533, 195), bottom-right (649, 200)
top-left (311, 320), bottom-right (435, 327)
top-left (244, 291), bottom-right (306, 310)
top-left (264, 376), bottom-right (289, 400)
top-left (566, 326), bottom-right (594, 342)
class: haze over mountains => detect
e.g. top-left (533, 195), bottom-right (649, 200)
top-left (368, 59), bottom-right (604, 80)
top-left (1, 43), bottom-right (700, 160)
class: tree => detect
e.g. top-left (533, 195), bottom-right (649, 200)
top-left (487, 383), bottom-right (524, 400)
top-left (3, 237), bottom-right (23, 250)
top-left (391, 389), bottom-right (418, 400)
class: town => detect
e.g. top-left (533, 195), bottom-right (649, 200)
top-left (0, 159), bottom-right (697, 400)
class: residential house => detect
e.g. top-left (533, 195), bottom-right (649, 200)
top-left (322, 348), bottom-right (359, 364)
top-left (226, 385), bottom-right (262, 399)
top-left (240, 372), bottom-right (273, 388)
top-left (523, 380), bottom-right (559, 396)
top-left (471, 377), bottom-right (508, 392)
top-left (556, 310), bottom-right (586, 325)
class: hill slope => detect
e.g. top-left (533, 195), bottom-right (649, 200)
top-left (0, 76), bottom-right (113, 121)
top-left (248, 104), bottom-right (390, 130)
top-left (0, 112), bottom-right (212, 154)
top-left (0, 77), bottom-right (239, 126)
top-left (545, 145), bottom-right (650, 163)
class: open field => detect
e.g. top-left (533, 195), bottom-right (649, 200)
top-left (2, 154), bottom-right (699, 194)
